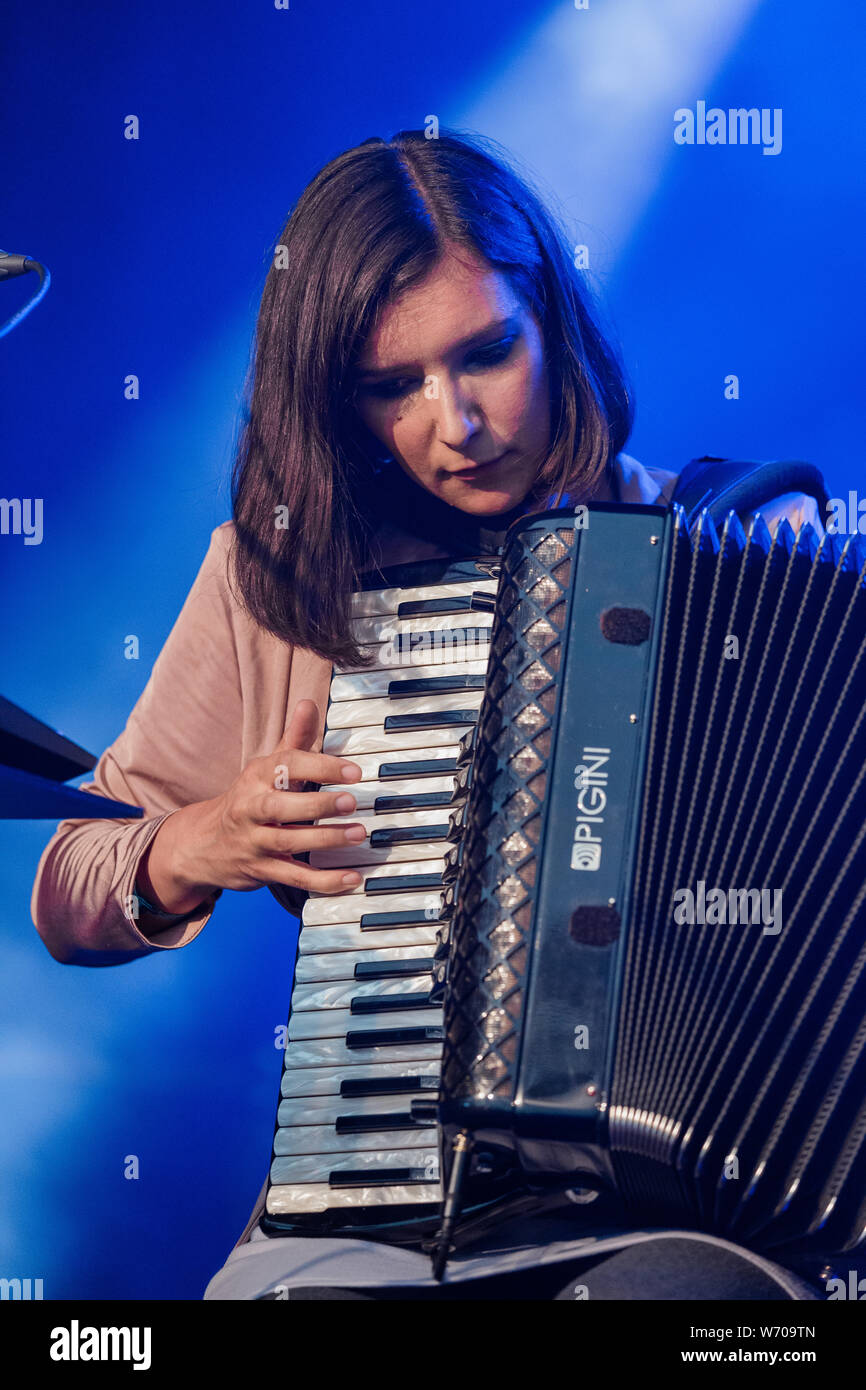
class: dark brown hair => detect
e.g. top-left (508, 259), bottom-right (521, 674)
top-left (230, 128), bottom-right (633, 667)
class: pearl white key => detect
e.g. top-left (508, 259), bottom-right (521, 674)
top-left (325, 688), bottom-right (484, 730)
top-left (330, 661), bottom-right (487, 704)
top-left (266, 1183), bottom-right (441, 1214)
top-left (278, 1093), bottom-right (434, 1124)
top-left (273, 1125), bottom-right (431, 1156)
top-left (348, 610), bottom-right (494, 645)
top-left (290, 975), bottom-right (432, 1013)
top-left (303, 889), bottom-right (443, 926)
top-left (319, 807), bottom-right (449, 834)
top-left (319, 773), bottom-right (454, 811)
top-left (310, 839), bottom-right (446, 868)
top-left (324, 724), bottom-right (474, 755)
top-left (295, 945), bottom-right (434, 983)
top-left (288, 1006), bottom-right (442, 1041)
top-left (350, 579), bottom-right (496, 619)
top-left (332, 746), bottom-right (461, 781)
top-left (308, 858), bottom-right (444, 899)
top-left (281, 1039), bottom-right (441, 1068)
top-left (297, 924), bottom-right (439, 955)
top-left (280, 1060), bottom-right (440, 1099)
top-left (338, 641), bottom-right (491, 675)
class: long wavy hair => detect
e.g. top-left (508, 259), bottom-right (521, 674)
top-left (230, 128), bottom-right (633, 668)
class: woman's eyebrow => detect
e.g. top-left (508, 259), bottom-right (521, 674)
top-left (356, 315), bottom-right (521, 380)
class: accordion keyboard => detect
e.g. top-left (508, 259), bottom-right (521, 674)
top-left (265, 559), bottom-right (497, 1223)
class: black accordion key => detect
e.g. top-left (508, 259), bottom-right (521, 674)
top-left (373, 790), bottom-right (453, 812)
top-left (359, 908), bottom-right (444, 930)
top-left (354, 957), bottom-right (435, 980)
top-left (384, 709), bottom-right (479, 733)
top-left (339, 1074), bottom-right (440, 1099)
top-left (396, 592), bottom-right (494, 618)
top-left (329, 1167), bottom-right (435, 1189)
top-left (387, 674), bottom-right (486, 699)
top-left (369, 823), bottom-right (449, 847)
top-left (346, 1025), bottom-right (444, 1049)
top-left (377, 757), bottom-right (459, 779)
top-left (335, 1110), bottom-right (436, 1135)
top-left (363, 871), bottom-right (444, 893)
top-left (350, 992), bottom-right (434, 1015)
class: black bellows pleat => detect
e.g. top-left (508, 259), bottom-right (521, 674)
top-left (610, 511), bottom-right (866, 1256)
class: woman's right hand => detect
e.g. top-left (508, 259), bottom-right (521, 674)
top-left (135, 699), bottom-right (367, 916)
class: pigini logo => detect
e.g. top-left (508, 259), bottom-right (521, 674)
top-left (674, 101), bottom-right (782, 156)
top-left (571, 749), bottom-right (609, 871)
top-left (0, 1276), bottom-right (43, 1299)
top-left (672, 880), bottom-right (782, 936)
top-left (50, 1321), bottom-right (152, 1370)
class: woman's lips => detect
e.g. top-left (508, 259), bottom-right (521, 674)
top-left (447, 451), bottom-right (510, 477)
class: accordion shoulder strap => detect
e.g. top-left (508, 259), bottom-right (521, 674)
top-left (670, 455), bottom-right (831, 530)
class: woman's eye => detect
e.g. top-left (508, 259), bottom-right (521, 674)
top-left (360, 336), bottom-right (518, 400)
top-left (468, 335), bottom-right (518, 368)
top-left (364, 378), bottom-right (417, 400)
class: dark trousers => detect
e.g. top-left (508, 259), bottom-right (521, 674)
top-left (258, 1235), bottom-right (822, 1300)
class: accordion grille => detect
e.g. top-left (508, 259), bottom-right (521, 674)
top-left (611, 515), bottom-right (866, 1245)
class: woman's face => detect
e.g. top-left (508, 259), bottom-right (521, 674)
top-left (354, 245), bottom-right (552, 517)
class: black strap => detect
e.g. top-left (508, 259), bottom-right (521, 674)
top-left (670, 455), bottom-right (830, 532)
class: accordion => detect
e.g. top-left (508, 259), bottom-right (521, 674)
top-left (265, 499), bottom-right (866, 1277)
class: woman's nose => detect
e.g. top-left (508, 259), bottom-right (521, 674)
top-left (431, 376), bottom-right (483, 449)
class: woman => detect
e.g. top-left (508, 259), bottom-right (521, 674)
top-left (31, 129), bottom-right (824, 1299)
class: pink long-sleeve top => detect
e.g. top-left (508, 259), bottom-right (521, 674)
top-left (30, 454), bottom-right (824, 966)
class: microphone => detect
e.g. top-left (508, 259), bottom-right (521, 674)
top-left (0, 252), bottom-right (39, 280)
top-left (0, 250), bottom-right (51, 336)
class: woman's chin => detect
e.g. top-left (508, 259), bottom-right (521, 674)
top-left (443, 483), bottom-right (528, 517)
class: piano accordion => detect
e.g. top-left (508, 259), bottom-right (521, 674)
top-left (264, 498), bottom-right (866, 1271)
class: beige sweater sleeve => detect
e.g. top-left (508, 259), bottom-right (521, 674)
top-left (30, 522), bottom-right (294, 966)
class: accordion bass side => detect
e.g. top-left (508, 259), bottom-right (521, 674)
top-left (438, 500), bottom-right (866, 1265)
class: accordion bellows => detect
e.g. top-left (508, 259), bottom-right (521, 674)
top-left (440, 501), bottom-right (866, 1259)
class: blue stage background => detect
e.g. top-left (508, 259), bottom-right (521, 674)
top-left (1, 0), bottom-right (863, 1298)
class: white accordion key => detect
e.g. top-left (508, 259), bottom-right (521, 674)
top-left (287, 1006), bottom-right (443, 1041)
top-left (295, 944), bottom-right (435, 984)
top-left (325, 688), bottom-right (484, 730)
top-left (289, 975), bottom-right (433, 1014)
top-left (318, 774), bottom-right (455, 810)
top-left (323, 724), bottom-right (474, 755)
top-left (266, 1184), bottom-right (442, 1215)
top-left (349, 608), bottom-right (494, 645)
top-left (307, 857), bottom-right (446, 900)
top-left (328, 745), bottom-right (461, 781)
top-left (302, 889), bottom-right (444, 926)
top-left (349, 578), bottom-right (496, 619)
top-left (297, 923), bottom-right (440, 955)
top-left (330, 659), bottom-right (487, 703)
top-left (273, 1126), bottom-right (431, 1156)
top-left (279, 1059), bottom-right (440, 1099)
